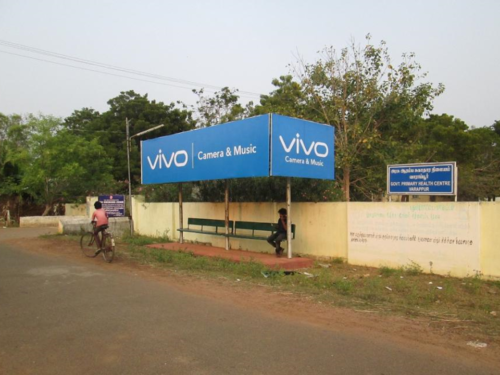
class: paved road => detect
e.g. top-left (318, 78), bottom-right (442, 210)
top-left (0, 228), bottom-right (496, 375)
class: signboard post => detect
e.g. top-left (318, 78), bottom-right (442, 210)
top-left (387, 162), bottom-right (457, 200)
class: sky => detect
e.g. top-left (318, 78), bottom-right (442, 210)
top-left (0, 0), bottom-right (498, 128)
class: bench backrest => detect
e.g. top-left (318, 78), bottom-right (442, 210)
top-left (235, 221), bottom-right (296, 239)
top-left (187, 218), bottom-right (234, 233)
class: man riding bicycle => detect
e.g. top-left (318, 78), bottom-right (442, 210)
top-left (91, 201), bottom-right (109, 251)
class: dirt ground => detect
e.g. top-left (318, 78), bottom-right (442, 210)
top-left (7, 236), bottom-right (500, 368)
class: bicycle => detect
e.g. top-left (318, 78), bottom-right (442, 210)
top-left (80, 223), bottom-right (115, 263)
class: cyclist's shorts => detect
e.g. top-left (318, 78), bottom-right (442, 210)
top-left (96, 224), bottom-right (109, 231)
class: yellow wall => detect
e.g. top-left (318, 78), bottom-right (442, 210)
top-left (131, 198), bottom-right (499, 279)
top-left (64, 203), bottom-right (87, 216)
top-left (480, 202), bottom-right (500, 278)
top-left (348, 202), bottom-right (481, 277)
top-left (132, 197), bottom-right (176, 239)
top-left (133, 199), bottom-right (348, 258)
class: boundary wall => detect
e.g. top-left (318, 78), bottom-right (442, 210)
top-left (64, 203), bottom-right (87, 217)
top-left (132, 197), bottom-right (500, 279)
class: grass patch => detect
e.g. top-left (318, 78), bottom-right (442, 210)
top-left (125, 243), bottom-right (268, 280)
top-left (332, 279), bottom-right (354, 295)
top-left (121, 233), bottom-right (171, 246)
top-left (331, 257), bottom-right (345, 264)
top-left (379, 266), bottom-right (400, 277)
top-left (404, 260), bottom-right (424, 276)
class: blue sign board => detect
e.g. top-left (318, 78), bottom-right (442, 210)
top-left (387, 162), bottom-right (457, 195)
top-left (98, 195), bottom-right (125, 217)
top-left (141, 115), bottom-right (270, 184)
top-left (271, 115), bottom-right (334, 180)
top-left (141, 114), bottom-right (335, 184)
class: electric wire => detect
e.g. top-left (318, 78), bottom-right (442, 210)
top-left (0, 49), bottom-right (221, 93)
top-left (0, 39), bottom-right (262, 99)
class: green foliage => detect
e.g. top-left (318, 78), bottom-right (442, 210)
top-left (196, 178), bottom-right (343, 203)
top-left (142, 183), bottom-right (197, 202)
top-left (253, 75), bottom-right (309, 118)
top-left (332, 279), bottom-right (354, 295)
top-left (143, 177), bottom-right (343, 203)
top-left (122, 232), bottom-right (170, 246)
top-left (64, 91), bottom-right (195, 190)
top-left (330, 257), bottom-right (345, 264)
top-left (295, 35), bottom-right (444, 201)
top-left (379, 266), bottom-right (399, 277)
top-left (404, 261), bottom-right (424, 276)
top-left (3, 114), bottom-right (114, 213)
top-left (193, 87), bottom-right (253, 127)
top-left (388, 114), bottom-right (500, 201)
top-left (0, 114), bottom-right (25, 196)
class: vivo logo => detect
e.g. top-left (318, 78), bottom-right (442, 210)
top-left (147, 149), bottom-right (188, 170)
top-left (279, 133), bottom-right (329, 157)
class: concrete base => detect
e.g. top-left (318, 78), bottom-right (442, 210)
top-left (147, 242), bottom-right (314, 270)
top-left (20, 216), bottom-right (66, 228)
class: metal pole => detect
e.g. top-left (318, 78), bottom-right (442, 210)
top-left (225, 179), bottom-right (229, 251)
top-left (286, 177), bottom-right (292, 259)
top-left (126, 122), bottom-right (164, 237)
top-left (126, 118), bottom-right (134, 236)
top-left (178, 183), bottom-right (184, 244)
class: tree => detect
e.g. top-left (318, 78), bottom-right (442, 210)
top-left (0, 113), bottom-right (29, 198)
top-left (64, 91), bottom-right (195, 188)
top-left (253, 75), bottom-right (308, 118)
top-left (7, 114), bottom-right (114, 215)
top-left (394, 114), bottom-right (500, 201)
top-left (493, 120), bottom-right (500, 137)
top-left (295, 35), bottom-right (444, 201)
top-left (460, 125), bottom-right (500, 200)
top-left (192, 87), bottom-right (253, 127)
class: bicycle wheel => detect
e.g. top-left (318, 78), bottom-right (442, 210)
top-left (80, 232), bottom-right (97, 258)
top-left (102, 233), bottom-right (115, 263)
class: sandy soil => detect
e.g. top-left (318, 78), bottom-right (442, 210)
top-left (6, 235), bottom-right (500, 368)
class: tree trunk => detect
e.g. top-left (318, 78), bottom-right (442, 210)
top-left (42, 204), bottom-right (52, 216)
top-left (343, 166), bottom-right (350, 201)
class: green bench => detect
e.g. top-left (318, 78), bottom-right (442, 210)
top-left (178, 218), bottom-right (296, 242)
top-left (178, 218), bottom-right (234, 237)
top-left (231, 221), bottom-right (296, 241)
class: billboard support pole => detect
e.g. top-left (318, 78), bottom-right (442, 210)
top-left (127, 121), bottom-right (164, 236)
top-left (178, 183), bottom-right (184, 244)
top-left (286, 177), bottom-right (292, 259)
top-left (225, 179), bottom-right (229, 251)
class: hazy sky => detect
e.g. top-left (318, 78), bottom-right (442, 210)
top-left (0, 0), bottom-right (498, 127)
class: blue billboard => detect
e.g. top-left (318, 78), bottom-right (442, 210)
top-left (271, 115), bottom-right (334, 180)
top-left (141, 114), bottom-right (335, 184)
top-left (141, 115), bottom-right (270, 184)
top-left (387, 162), bottom-right (457, 195)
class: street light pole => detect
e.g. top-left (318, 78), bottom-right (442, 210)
top-left (126, 118), bottom-right (134, 235)
top-left (126, 120), bottom-right (165, 236)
